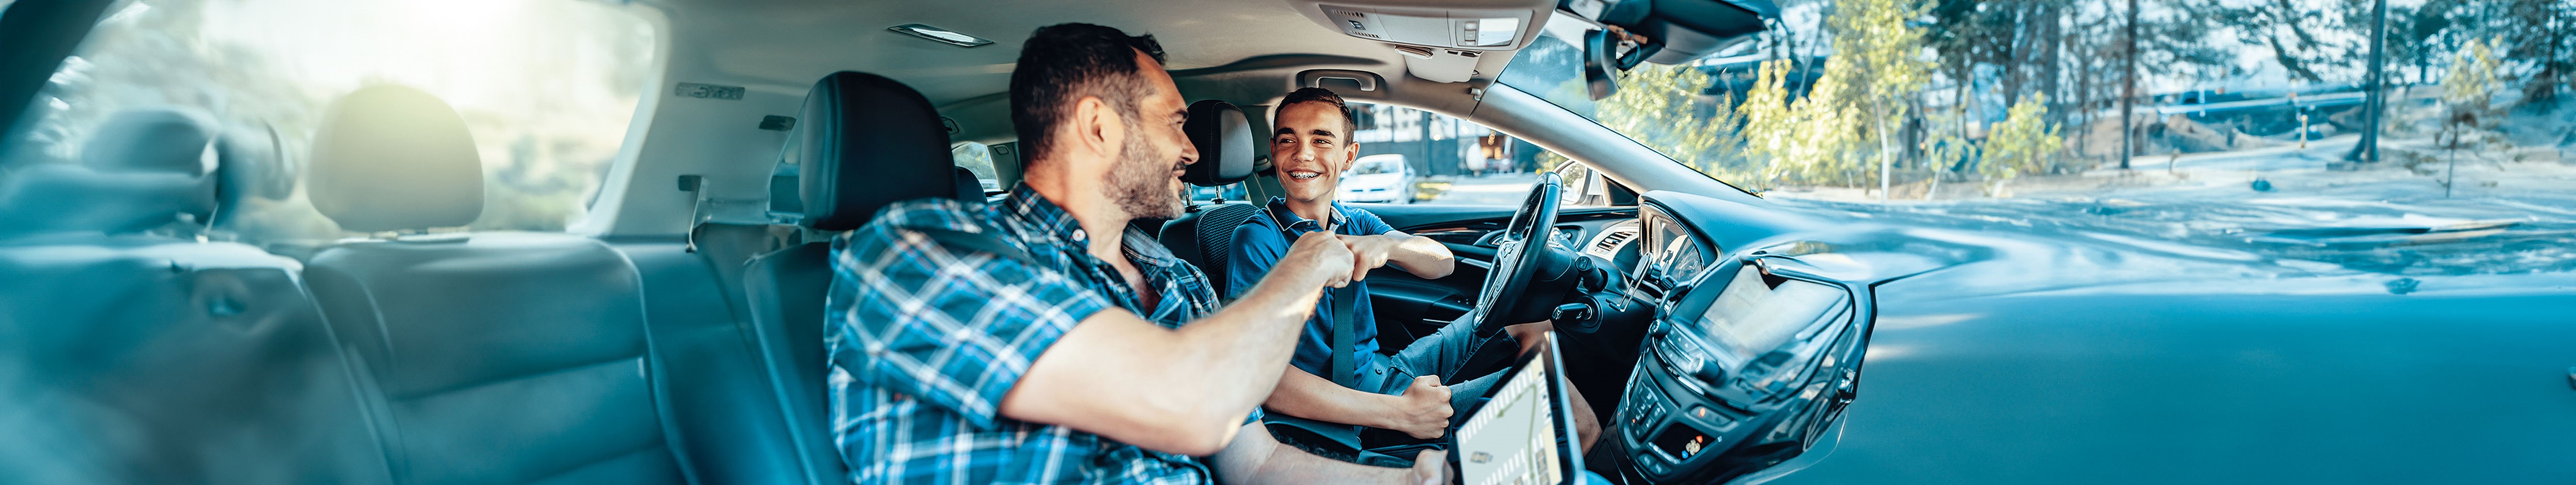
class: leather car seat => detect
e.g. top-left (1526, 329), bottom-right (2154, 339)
top-left (1158, 99), bottom-right (1260, 287)
top-left (297, 86), bottom-right (687, 484)
top-left (0, 108), bottom-right (391, 484)
top-left (741, 71), bottom-right (960, 485)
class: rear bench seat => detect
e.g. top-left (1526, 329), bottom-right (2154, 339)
top-left (297, 86), bottom-right (689, 484)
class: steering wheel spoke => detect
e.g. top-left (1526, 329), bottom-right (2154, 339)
top-left (1472, 172), bottom-right (1564, 333)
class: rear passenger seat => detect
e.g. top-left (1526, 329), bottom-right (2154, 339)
top-left (0, 79), bottom-right (976, 483)
top-left (297, 86), bottom-right (690, 484)
top-left (0, 108), bottom-right (392, 484)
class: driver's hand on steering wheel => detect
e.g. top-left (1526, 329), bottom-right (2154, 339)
top-left (1388, 375), bottom-right (1453, 440)
top-left (1332, 233), bottom-right (1403, 282)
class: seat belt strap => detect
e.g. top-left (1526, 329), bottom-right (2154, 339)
top-left (1273, 202), bottom-right (1365, 390)
top-left (1329, 285), bottom-right (1360, 389)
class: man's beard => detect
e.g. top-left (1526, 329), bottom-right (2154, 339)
top-left (1104, 126), bottom-right (1186, 220)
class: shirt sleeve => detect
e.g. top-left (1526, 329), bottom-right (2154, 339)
top-left (1223, 219), bottom-right (1287, 300)
top-left (829, 224), bottom-right (1111, 430)
top-left (1347, 207), bottom-right (1397, 236)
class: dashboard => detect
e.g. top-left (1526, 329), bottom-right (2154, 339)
top-left (1585, 194), bottom-right (1872, 485)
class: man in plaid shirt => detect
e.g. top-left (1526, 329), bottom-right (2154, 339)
top-left (828, 23), bottom-right (1448, 484)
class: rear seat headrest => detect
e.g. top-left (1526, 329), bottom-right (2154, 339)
top-left (0, 164), bottom-right (214, 237)
top-left (1182, 99), bottom-right (1254, 187)
top-left (82, 108), bottom-right (218, 175)
top-left (306, 85), bottom-right (483, 233)
top-left (785, 71), bottom-right (954, 231)
top-left (0, 107), bottom-right (222, 237)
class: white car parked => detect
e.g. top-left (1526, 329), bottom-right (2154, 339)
top-left (1338, 153), bottom-right (1416, 203)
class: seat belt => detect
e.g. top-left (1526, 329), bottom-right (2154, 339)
top-left (1328, 285), bottom-right (1361, 389)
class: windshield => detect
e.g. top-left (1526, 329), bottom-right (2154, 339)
top-left (2, 0), bottom-right (655, 240)
top-left (1498, 5), bottom-right (2576, 276)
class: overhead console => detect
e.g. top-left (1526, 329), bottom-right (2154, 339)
top-left (1290, 0), bottom-right (1556, 83)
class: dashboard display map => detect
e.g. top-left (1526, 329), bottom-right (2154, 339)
top-left (1456, 348), bottom-right (1565, 485)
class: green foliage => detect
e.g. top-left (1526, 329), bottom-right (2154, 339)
top-left (1789, 0), bottom-right (1934, 188)
top-left (2435, 38), bottom-right (2509, 165)
top-left (1595, 63), bottom-right (1751, 182)
top-left (1981, 93), bottom-right (2063, 184)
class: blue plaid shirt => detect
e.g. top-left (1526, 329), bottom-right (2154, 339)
top-left (827, 185), bottom-right (1248, 484)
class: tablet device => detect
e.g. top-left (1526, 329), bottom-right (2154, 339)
top-left (1449, 333), bottom-right (1584, 485)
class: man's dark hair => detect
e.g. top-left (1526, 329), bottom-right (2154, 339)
top-left (1277, 87), bottom-right (1356, 137)
top-left (1010, 23), bottom-right (1166, 161)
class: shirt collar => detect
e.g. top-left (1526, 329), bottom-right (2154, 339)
top-left (1264, 196), bottom-right (1346, 233)
top-left (1003, 183), bottom-right (1091, 246)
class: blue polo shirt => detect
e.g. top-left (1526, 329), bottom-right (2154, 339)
top-left (1223, 196), bottom-right (1397, 383)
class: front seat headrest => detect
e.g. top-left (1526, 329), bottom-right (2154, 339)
top-left (787, 71), bottom-right (954, 231)
top-left (306, 85), bottom-right (483, 233)
top-left (1181, 99), bottom-right (1254, 187)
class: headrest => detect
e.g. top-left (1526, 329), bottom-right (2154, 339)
top-left (785, 71), bottom-right (955, 231)
top-left (82, 108), bottom-right (217, 175)
top-left (307, 85), bottom-right (483, 233)
top-left (1181, 99), bottom-right (1255, 187)
top-left (0, 164), bottom-right (213, 237)
top-left (953, 166), bottom-right (983, 201)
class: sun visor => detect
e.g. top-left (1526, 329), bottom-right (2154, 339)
top-left (1562, 0), bottom-right (1775, 64)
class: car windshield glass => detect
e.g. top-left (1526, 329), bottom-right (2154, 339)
top-left (2, 0), bottom-right (656, 240)
top-left (1498, 5), bottom-right (2576, 276)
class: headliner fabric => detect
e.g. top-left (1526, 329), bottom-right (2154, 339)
top-left (306, 85), bottom-right (484, 232)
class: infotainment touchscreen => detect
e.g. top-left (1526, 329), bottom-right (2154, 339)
top-left (1698, 264), bottom-right (1848, 355)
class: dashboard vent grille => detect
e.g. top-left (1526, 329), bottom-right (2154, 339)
top-left (1592, 226), bottom-right (1638, 254)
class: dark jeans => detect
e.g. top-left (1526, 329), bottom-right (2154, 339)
top-left (1355, 312), bottom-right (1510, 429)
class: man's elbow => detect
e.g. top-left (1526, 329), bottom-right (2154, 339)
top-left (1132, 399), bottom-right (1252, 456)
top-left (1166, 411), bottom-right (1247, 456)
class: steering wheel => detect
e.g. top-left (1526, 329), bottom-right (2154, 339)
top-left (1472, 172), bottom-right (1563, 333)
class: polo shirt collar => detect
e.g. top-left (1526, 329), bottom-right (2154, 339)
top-left (1264, 196), bottom-right (1346, 233)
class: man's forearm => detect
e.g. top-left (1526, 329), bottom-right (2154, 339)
top-left (1211, 423), bottom-right (1430, 485)
top-left (1263, 367), bottom-right (1403, 430)
top-left (1163, 271), bottom-right (1331, 441)
top-left (1384, 234), bottom-right (1454, 279)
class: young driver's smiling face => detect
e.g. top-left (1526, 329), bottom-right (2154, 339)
top-left (1270, 101), bottom-right (1354, 205)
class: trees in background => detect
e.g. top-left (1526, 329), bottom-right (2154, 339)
top-left (1579, 0), bottom-right (2572, 194)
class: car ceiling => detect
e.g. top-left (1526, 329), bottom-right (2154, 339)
top-left (636, 0), bottom-right (1547, 138)
top-left (584, 0), bottom-right (1563, 236)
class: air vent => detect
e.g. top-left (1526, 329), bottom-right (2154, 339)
top-left (1591, 225), bottom-right (1639, 256)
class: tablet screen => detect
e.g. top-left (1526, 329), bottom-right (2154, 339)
top-left (1454, 341), bottom-right (1566, 485)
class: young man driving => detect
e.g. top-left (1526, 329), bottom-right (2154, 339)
top-left (828, 24), bottom-right (1445, 484)
top-left (1223, 88), bottom-right (1599, 448)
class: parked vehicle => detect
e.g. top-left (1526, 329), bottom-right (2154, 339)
top-left (1340, 153), bottom-right (1418, 203)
